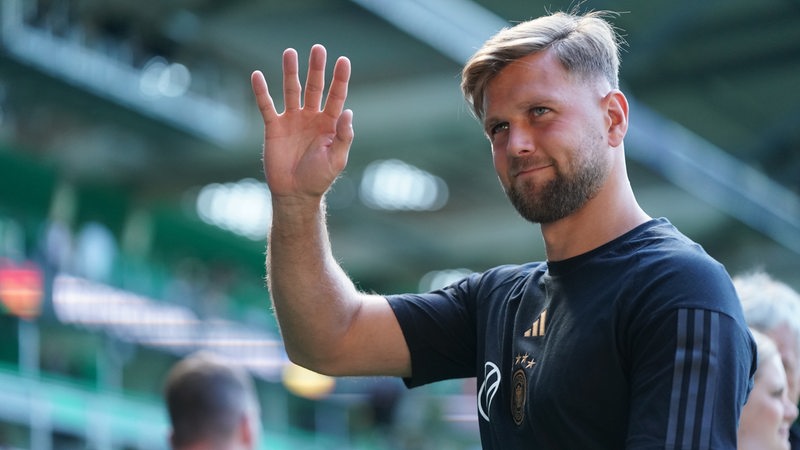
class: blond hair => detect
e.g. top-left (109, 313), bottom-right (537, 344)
top-left (461, 10), bottom-right (622, 121)
top-left (735, 270), bottom-right (800, 353)
top-left (749, 328), bottom-right (781, 381)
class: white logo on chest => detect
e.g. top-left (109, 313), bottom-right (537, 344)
top-left (477, 361), bottom-right (501, 422)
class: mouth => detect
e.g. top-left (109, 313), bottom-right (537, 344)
top-left (509, 155), bottom-right (555, 178)
top-left (513, 164), bottom-right (552, 178)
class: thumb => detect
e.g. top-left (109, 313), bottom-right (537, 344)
top-left (330, 109), bottom-right (354, 170)
top-left (335, 109), bottom-right (354, 145)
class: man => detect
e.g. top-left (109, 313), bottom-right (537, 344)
top-left (164, 351), bottom-right (261, 450)
top-left (735, 271), bottom-right (800, 450)
top-left (250, 9), bottom-right (755, 449)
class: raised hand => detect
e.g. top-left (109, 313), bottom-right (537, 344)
top-left (251, 44), bottom-right (353, 202)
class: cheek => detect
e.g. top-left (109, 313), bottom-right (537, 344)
top-left (491, 147), bottom-right (508, 176)
top-left (742, 392), bottom-right (783, 432)
top-left (761, 397), bottom-right (786, 429)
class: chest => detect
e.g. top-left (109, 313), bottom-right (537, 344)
top-left (475, 280), bottom-right (632, 441)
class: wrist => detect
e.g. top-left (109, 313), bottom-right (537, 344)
top-left (270, 194), bottom-right (327, 229)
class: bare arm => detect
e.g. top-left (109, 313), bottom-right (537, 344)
top-left (251, 45), bottom-right (410, 377)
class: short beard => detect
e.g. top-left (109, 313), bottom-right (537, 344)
top-left (505, 150), bottom-right (607, 224)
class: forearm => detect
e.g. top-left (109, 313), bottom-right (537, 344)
top-left (252, 46), bottom-right (407, 376)
top-left (266, 197), bottom-right (365, 371)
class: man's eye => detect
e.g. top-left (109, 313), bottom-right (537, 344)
top-left (532, 107), bottom-right (549, 116)
top-left (490, 122), bottom-right (509, 135)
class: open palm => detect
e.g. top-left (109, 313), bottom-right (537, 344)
top-left (251, 44), bottom-right (353, 201)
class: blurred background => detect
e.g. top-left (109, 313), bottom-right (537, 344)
top-left (0, 0), bottom-right (798, 448)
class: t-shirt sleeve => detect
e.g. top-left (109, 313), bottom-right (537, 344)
top-left (625, 307), bottom-right (755, 449)
top-left (385, 276), bottom-right (479, 387)
top-left (622, 253), bottom-right (756, 449)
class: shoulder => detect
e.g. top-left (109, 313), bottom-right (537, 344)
top-left (462, 262), bottom-right (547, 299)
top-left (386, 262), bottom-right (545, 313)
top-left (476, 262), bottom-right (545, 285)
top-left (628, 219), bottom-right (730, 283)
top-left (627, 218), bottom-right (714, 260)
top-left (617, 219), bottom-right (741, 314)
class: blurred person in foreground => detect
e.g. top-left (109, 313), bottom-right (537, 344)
top-left (164, 351), bottom-right (261, 450)
top-left (738, 328), bottom-right (799, 450)
top-left (250, 8), bottom-right (756, 449)
top-left (736, 271), bottom-right (800, 450)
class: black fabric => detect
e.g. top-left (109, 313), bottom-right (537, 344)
top-left (387, 218), bottom-right (755, 449)
top-left (790, 420), bottom-right (800, 450)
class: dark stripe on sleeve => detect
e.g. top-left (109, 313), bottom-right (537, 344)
top-left (666, 309), bottom-right (720, 449)
top-left (698, 312), bottom-right (720, 448)
top-left (679, 310), bottom-right (703, 447)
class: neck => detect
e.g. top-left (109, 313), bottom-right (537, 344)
top-left (540, 165), bottom-right (650, 262)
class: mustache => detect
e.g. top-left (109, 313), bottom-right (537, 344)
top-left (509, 156), bottom-right (555, 177)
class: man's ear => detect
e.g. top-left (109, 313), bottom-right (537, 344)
top-left (604, 90), bottom-right (628, 148)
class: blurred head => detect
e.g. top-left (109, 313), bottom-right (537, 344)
top-left (164, 351), bottom-right (261, 450)
top-left (735, 271), bottom-right (800, 405)
top-left (738, 329), bottom-right (798, 450)
top-left (461, 10), bottom-right (622, 121)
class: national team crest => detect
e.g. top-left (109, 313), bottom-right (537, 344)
top-left (511, 368), bottom-right (526, 426)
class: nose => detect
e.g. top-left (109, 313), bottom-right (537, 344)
top-left (506, 124), bottom-right (535, 156)
top-left (784, 396), bottom-right (799, 423)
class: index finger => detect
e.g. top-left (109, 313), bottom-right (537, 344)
top-left (323, 56), bottom-right (351, 120)
top-left (250, 70), bottom-right (279, 124)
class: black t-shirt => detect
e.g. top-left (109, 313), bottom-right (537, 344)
top-left (387, 218), bottom-right (756, 449)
